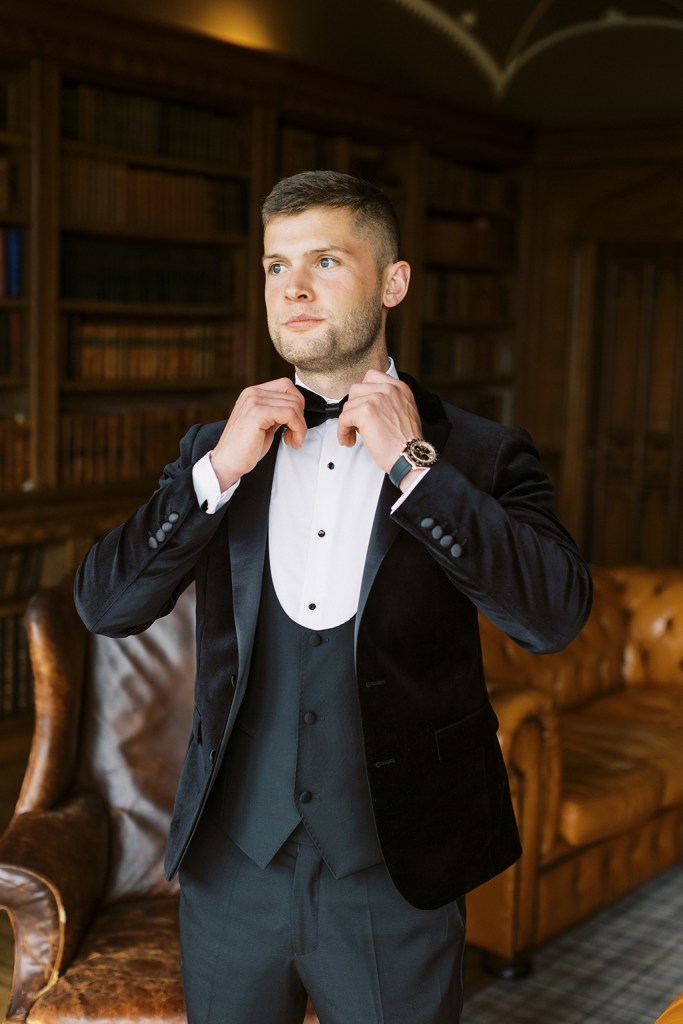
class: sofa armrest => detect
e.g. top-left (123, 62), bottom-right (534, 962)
top-left (466, 682), bottom-right (561, 962)
top-left (0, 790), bottom-right (109, 1023)
top-left (490, 682), bottom-right (561, 860)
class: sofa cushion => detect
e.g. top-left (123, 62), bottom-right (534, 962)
top-left (559, 715), bottom-right (664, 847)
top-left (582, 689), bottom-right (683, 807)
top-left (28, 896), bottom-right (184, 1024)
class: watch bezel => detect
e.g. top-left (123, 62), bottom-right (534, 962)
top-left (402, 437), bottom-right (439, 469)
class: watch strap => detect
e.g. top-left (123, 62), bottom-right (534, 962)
top-left (389, 454), bottom-right (414, 488)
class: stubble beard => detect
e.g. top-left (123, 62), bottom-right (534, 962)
top-left (269, 289), bottom-right (384, 375)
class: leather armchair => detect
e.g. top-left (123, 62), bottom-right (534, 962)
top-left (0, 579), bottom-right (194, 1023)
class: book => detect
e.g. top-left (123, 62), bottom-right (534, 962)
top-left (5, 227), bottom-right (22, 298)
top-left (62, 81), bottom-right (247, 167)
top-left (0, 310), bottom-right (23, 376)
top-left (58, 401), bottom-right (228, 487)
top-left (61, 154), bottom-right (249, 235)
top-left (0, 413), bottom-right (31, 492)
top-left (60, 237), bottom-right (243, 305)
top-left (65, 317), bottom-right (244, 382)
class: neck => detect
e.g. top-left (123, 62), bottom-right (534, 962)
top-left (295, 349), bottom-right (391, 401)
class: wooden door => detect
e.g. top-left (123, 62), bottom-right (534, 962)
top-left (586, 244), bottom-right (683, 566)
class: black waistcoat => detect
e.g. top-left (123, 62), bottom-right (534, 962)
top-left (209, 560), bottom-right (383, 877)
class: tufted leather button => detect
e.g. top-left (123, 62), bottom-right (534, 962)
top-left (162, 521), bottom-right (173, 532)
top-left (299, 790), bottom-right (313, 804)
top-left (440, 535), bottom-right (453, 547)
top-left (155, 528), bottom-right (166, 543)
top-left (420, 517), bottom-right (434, 529)
top-left (168, 512), bottom-right (179, 522)
top-left (450, 543), bottom-right (462, 558)
top-left (148, 536), bottom-right (158, 550)
top-left (309, 632), bottom-right (322, 646)
top-left (304, 711), bottom-right (317, 725)
top-left (431, 525), bottom-right (444, 540)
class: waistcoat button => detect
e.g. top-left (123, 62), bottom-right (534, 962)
top-left (304, 711), bottom-right (317, 724)
top-left (309, 633), bottom-right (322, 646)
top-left (299, 790), bottom-right (313, 803)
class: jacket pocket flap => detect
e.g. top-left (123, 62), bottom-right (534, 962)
top-left (435, 702), bottom-right (499, 762)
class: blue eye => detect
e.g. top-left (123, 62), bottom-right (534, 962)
top-left (270, 263), bottom-right (285, 275)
top-left (319, 256), bottom-right (337, 269)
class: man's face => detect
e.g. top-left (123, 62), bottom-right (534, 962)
top-left (262, 206), bottom-right (386, 376)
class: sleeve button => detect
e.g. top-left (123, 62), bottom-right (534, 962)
top-left (148, 536), bottom-right (158, 550)
top-left (156, 528), bottom-right (166, 542)
top-left (450, 543), bottom-right (462, 558)
top-left (168, 512), bottom-right (179, 522)
top-left (420, 518), bottom-right (434, 529)
top-left (440, 535), bottom-right (453, 547)
top-left (431, 525), bottom-right (444, 540)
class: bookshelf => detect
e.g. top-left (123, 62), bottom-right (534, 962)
top-left (0, 0), bottom-right (530, 719)
top-left (0, 64), bottom-right (30, 492)
top-left (417, 153), bottom-right (521, 424)
top-left (58, 80), bottom-right (252, 488)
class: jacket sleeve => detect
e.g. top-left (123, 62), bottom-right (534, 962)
top-left (74, 423), bottom-right (229, 638)
top-left (390, 425), bottom-right (592, 654)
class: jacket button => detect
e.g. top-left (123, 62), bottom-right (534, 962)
top-left (299, 790), bottom-right (313, 804)
top-left (450, 544), bottom-right (462, 558)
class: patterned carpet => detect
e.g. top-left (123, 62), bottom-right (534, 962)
top-left (463, 863), bottom-right (683, 1024)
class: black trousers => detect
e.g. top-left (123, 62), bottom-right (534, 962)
top-left (179, 812), bottom-right (466, 1024)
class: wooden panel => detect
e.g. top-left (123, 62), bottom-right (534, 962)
top-left (587, 245), bottom-right (683, 566)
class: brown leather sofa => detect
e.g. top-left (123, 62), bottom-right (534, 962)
top-left (467, 565), bottom-right (683, 974)
top-left (2, 566), bottom-right (683, 1021)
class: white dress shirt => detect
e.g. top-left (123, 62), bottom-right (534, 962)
top-left (192, 359), bottom-right (425, 628)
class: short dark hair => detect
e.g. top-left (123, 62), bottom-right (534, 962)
top-left (262, 170), bottom-right (400, 270)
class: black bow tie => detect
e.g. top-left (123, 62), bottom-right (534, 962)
top-left (297, 385), bottom-right (348, 428)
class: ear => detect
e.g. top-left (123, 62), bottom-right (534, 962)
top-left (382, 260), bottom-right (411, 309)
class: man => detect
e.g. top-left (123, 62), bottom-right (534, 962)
top-left (75, 170), bottom-right (592, 1024)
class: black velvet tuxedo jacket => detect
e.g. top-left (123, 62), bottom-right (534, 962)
top-left (74, 375), bottom-right (592, 910)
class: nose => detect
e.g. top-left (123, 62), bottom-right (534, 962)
top-left (284, 266), bottom-right (313, 301)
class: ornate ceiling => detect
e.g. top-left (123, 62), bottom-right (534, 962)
top-left (69, 0), bottom-right (683, 125)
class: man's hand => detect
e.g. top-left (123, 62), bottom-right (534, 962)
top-left (337, 370), bottom-right (423, 486)
top-left (209, 378), bottom-right (306, 490)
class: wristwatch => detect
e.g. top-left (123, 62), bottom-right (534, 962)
top-left (389, 438), bottom-right (439, 487)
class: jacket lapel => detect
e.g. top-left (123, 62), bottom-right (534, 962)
top-left (228, 438), bottom-right (279, 687)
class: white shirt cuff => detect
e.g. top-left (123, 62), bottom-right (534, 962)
top-left (192, 451), bottom-right (239, 513)
top-left (390, 467), bottom-right (429, 513)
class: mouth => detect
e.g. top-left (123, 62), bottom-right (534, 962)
top-left (284, 315), bottom-right (325, 329)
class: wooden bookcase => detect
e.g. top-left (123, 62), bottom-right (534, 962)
top-left (417, 153), bottom-right (521, 423)
top-left (0, 0), bottom-right (530, 718)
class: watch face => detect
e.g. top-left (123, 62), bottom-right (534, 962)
top-left (405, 439), bottom-right (439, 468)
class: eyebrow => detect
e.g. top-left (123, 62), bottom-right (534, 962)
top-left (262, 245), bottom-right (353, 262)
